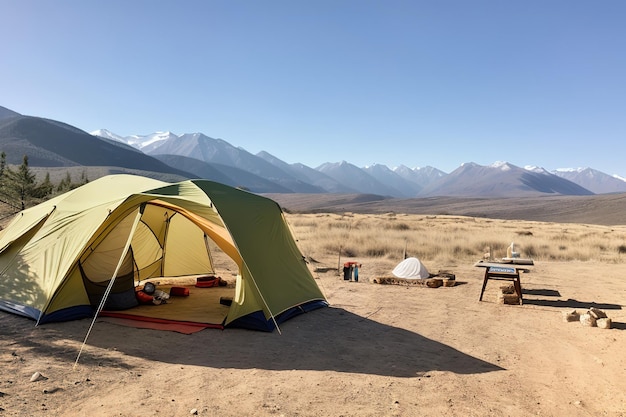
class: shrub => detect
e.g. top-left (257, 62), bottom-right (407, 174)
top-left (365, 247), bottom-right (388, 257)
top-left (524, 244), bottom-right (538, 258)
top-left (390, 222), bottom-right (411, 231)
top-left (516, 230), bottom-right (533, 236)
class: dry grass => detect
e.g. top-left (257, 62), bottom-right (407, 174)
top-left (4, 202), bottom-right (625, 270)
top-left (286, 212), bottom-right (626, 266)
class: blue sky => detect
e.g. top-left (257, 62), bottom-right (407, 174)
top-left (1, 1), bottom-right (625, 175)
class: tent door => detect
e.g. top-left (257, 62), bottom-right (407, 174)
top-left (79, 248), bottom-right (138, 311)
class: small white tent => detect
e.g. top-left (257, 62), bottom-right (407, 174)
top-left (392, 257), bottom-right (430, 279)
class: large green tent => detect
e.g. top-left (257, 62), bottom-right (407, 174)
top-left (0, 174), bottom-right (327, 331)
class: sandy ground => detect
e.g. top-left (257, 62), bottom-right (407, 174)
top-left (1, 258), bottom-right (625, 417)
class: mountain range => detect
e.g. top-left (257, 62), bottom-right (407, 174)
top-left (2, 105), bottom-right (626, 198)
top-left (91, 128), bottom-right (626, 197)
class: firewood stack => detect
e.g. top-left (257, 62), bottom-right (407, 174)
top-left (497, 284), bottom-right (519, 305)
top-left (563, 307), bottom-right (612, 329)
top-left (373, 271), bottom-right (456, 287)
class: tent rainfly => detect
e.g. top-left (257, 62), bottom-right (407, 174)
top-left (0, 175), bottom-right (327, 331)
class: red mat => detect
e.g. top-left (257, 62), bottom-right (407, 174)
top-left (99, 312), bottom-right (224, 334)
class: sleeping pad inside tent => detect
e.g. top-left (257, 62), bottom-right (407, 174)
top-left (0, 175), bottom-right (327, 331)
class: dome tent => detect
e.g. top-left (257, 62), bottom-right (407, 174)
top-left (0, 175), bottom-right (327, 331)
top-left (392, 257), bottom-right (430, 279)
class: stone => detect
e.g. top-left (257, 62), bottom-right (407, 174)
top-left (30, 372), bottom-right (48, 382)
top-left (596, 318), bottom-right (612, 329)
top-left (579, 313), bottom-right (597, 327)
top-left (43, 387), bottom-right (62, 394)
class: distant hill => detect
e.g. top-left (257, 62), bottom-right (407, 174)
top-left (553, 167), bottom-right (626, 194)
top-left (0, 114), bottom-right (195, 180)
top-left (256, 151), bottom-right (352, 193)
top-left (316, 161), bottom-right (404, 197)
top-left (146, 133), bottom-right (322, 193)
top-left (393, 165), bottom-right (447, 188)
top-left (418, 162), bottom-right (593, 197)
top-left (0, 105), bottom-right (20, 121)
top-left (152, 154), bottom-right (294, 193)
top-left (363, 164), bottom-right (422, 197)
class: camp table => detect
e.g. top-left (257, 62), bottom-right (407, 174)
top-left (474, 259), bottom-right (534, 304)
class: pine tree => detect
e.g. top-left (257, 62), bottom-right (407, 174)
top-left (6, 155), bottom-right (37, 210)
top-left (57, 172), bottom-right (72, 192)
top-left (0, 151), bottom-right (5, 177)
top-left (33, 172), bottom-right (54, 198)
top-left (79, 170), bottom-right (89, 186)
top-left (0, 152), bottom-right (19, 211)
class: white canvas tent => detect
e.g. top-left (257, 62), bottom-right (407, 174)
top-left (392, 257), bottom-right (430, 279)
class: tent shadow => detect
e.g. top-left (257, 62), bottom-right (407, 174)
top-left (80, 306), bottom-right (504, 378)
top-left (0, 313), bottom-right (137, 370)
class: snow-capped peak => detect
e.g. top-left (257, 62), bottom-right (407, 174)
top-left (91, 129), bottom-right (125, 142)
top-left (91, 130), bottom-right (179, 150)
top-left (364, 163), bottom-right (387, 170)
top-left (524, 165), bottom-right (550, 174)
top-left (554, 167), bottom-right (586, 173)
top-left (490, 161), bottom-right (513, 171)
top-left (126, 131), bottom-right (178, 149)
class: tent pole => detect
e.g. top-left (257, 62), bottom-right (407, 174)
top-left (160, 212), bottom-right (173, 277)
top-left (74, 204), bottom-right (146, 368)
top-left (203, 233), bottom-right (215, 274)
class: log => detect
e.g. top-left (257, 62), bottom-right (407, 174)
top-left (500, 284), bottom-right (516, 294)
top-left (442, 278), bottom-right (456, 287)
top-left (435, 270), bottom-right (456, 280)
top-left (588, 307), bottom-right (607, 319)
top-left (562, 310), bottom-right (580, 322)
top-left (426, 278), bottom-right (443, 288)
top-left (497, 292), bottom-right (520, 305)
top-left (597, 318), bottom-right (612, 329)
top-left (373, 276), bottom-right (442, 287)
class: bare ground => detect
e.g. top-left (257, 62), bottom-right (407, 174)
top-left (1, 256), bottom-right (625, 417)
